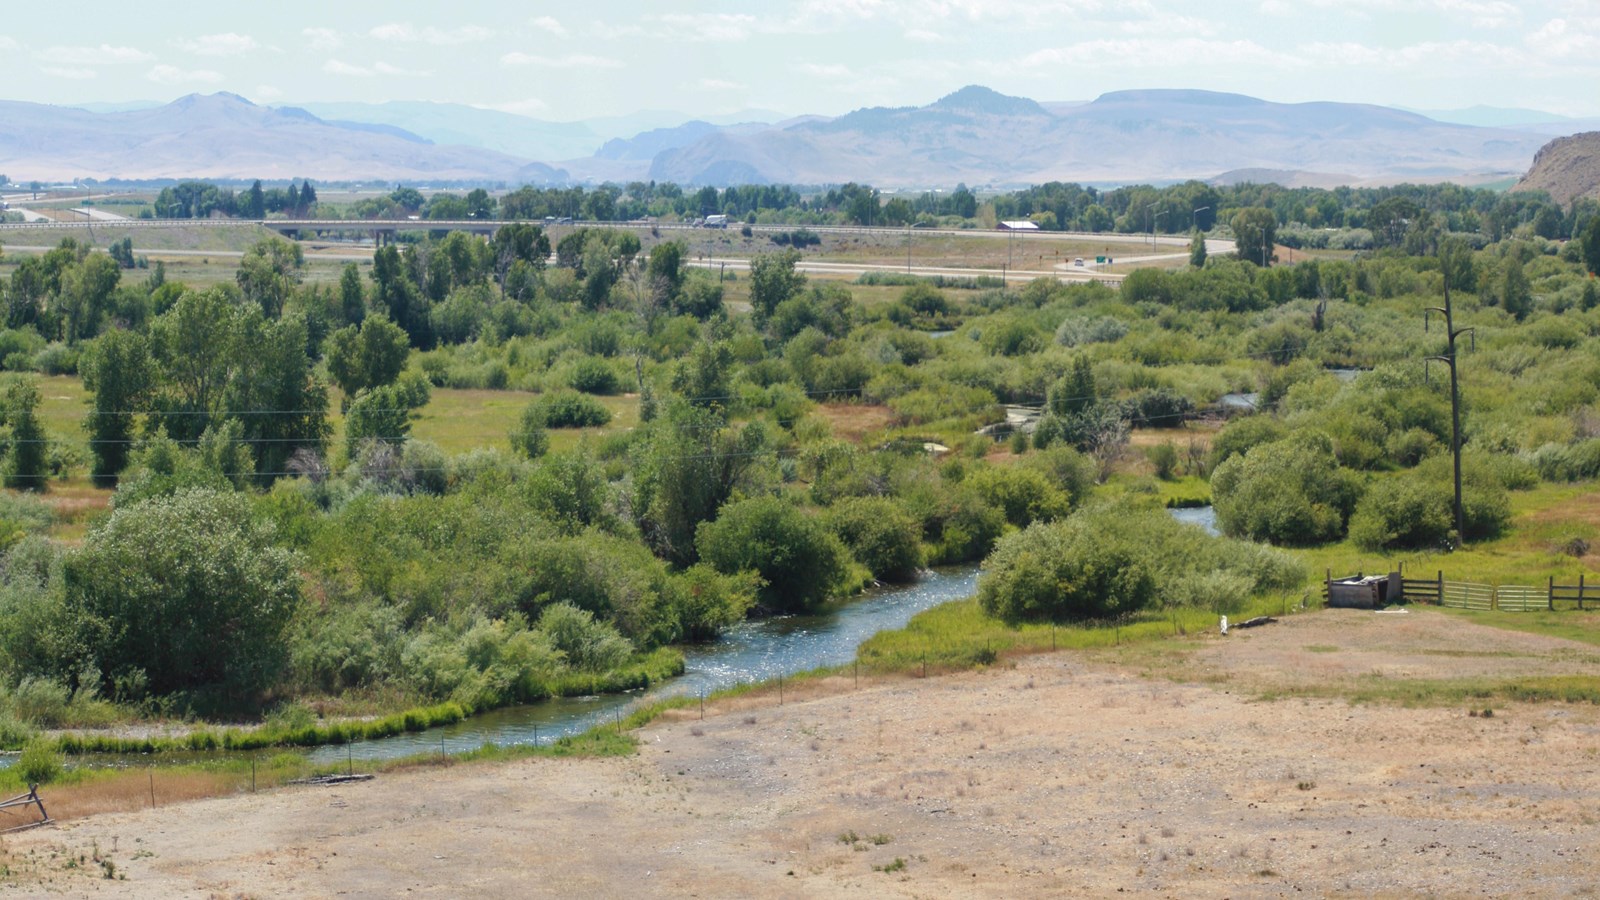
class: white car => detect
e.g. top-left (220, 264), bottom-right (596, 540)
top-left (1073, 257), bottom-right (1084, 267)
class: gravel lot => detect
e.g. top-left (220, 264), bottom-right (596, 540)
top-left (6, 608), bottom-right (1600, 897)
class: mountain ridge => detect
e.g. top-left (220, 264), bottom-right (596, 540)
top-left (0, 87), bottom-right (1582, 190)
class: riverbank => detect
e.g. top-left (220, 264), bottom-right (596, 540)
top-left (7, 606), bottom-right (1599, 896)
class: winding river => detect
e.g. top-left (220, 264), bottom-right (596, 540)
top-left (302, 566), bottom-right (979, 762)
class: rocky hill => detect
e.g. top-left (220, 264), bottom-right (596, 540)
top-left (1513, 132), bottom-right (1600, 206)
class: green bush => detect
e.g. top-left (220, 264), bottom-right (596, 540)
top-left (976, 505), bottom-right (1304, 624)
top-left (16, 738), bottom-right (63, 784)
top-left (978, 517), bottom-right (1157, 623)
top-left (826, 496), bottom-right (926, 583)
top-left (537, 390), bottom-right (613, 428)
top-left (1211, 435), bottom-right (1362, 545)
top-left (963, 465), bottom-right (1072, 528)
top-left (62, 489), bottom-right (302, 699)
top-left (536, 603), bottom-right (634, 672)
top-left (567, 356), bottom-right (620, 395)
top-left (1349, 457), bottom-right (1511, 550)
top-left (1209, 415), bottom-right (1287, 471)
top-left (510, 403), bottom-right (550, 458)
top-left (696, 495), bottom-right (852, 614)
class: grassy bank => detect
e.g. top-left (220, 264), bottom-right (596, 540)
top-left (28, 647), bottom-right (682, 757)
top-left (0, 719), bottom-right (638, 823)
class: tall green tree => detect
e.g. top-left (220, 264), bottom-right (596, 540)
top-left (148, 288), bottom-right (245, 440)
top-left (1581, 216), bottom-right (1600, 278)
top-left (324, 314), bottom-right (410, 403)
top-left (236, 238), bottom-right (304, 318)
top-left (1230, 207), bottom-right (1277, 267)
top-left (338, 262), bottom-right (366, 325)
top-left (748, 249), bottom-right (805, 321)
top-left (227, 312), bottom-right (330, 481)
top-left (81, 328), bottom-right (153, 486)
top-left (2, 377), bottom-right (48, 491)
top-left (1189, 229), bottom-right (1207, 268)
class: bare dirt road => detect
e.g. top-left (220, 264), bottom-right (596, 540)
top-left (6, 608), bottom-right (1600, 897)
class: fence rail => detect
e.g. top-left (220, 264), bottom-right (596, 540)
top-left (1549, 575), bottom-right (1600, 610)
top-left (1333, 567), bottom-right (1600, 613)
top-left (1440, 581), bottom-right (1497, 611)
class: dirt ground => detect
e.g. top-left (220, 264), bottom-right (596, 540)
top-left (7, 608), bottom-right (1600, 897)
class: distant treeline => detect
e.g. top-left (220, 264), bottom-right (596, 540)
top-left (142, 176), bottom-right (1600, 244)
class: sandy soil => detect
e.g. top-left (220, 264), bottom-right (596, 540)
top-left (6, 607), bottom-right (1600, 897)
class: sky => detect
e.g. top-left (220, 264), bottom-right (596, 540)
top-left (2, 0), bottom-right (1599, 121)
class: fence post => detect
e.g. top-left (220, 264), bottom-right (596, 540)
top-left (1549, 576), bottom-right (1555, 611)
top-left (1582, 574), bottom-right (1587, 612)
top-left (1437, 570), bottom-right (1443, 606)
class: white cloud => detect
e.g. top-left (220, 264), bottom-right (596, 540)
top-left (0, 36), bottom-right (17, 51)
top-left (905, 28), bottom-right (948, 42)
top-left (254, 85), bottom-right (284, 101)
top-left (41, 44), bottom-right (153, 65)
top-left (146, 64), bottom-right (223, 85)
top-left (646, 12), bottom-right (759, 41)
top-left (796, 62), bottom-right (855, 78)
top-left (41, 66), bottom-right (97, 80)
top-left (177, 33), bottom-right (258, 56)
top-left (1526, 17), bottom-right (1600, 57)
top-left (500, 52), bottom-right (624, 68)
top-left (530, 16), bottom-right (568, 37)
top-left (302, 27), bottom-right (343, 51)
top-left (1022, 37), bottom-right (1288, 69)
top-left (322, 59), bottom-right (373, 77)
top-left (370, 23), bottom-right (492, 44)
top-left (699, 78), bottom-right (744, 91)
top-left (1435, 0), bottom-right (1522, 27)
top-left (374, 61), bottom-right (430, 76)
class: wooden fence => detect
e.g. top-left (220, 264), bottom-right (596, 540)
top-left (1375, 566), bottom-right (1600, 612)
top-left (0, 784), bottom-right (50, 833)
top-left (1549, 575), bottom-right (1600, 610)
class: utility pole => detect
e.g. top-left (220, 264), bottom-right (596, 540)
top-left (1425, 275), bottom-right (1472, 548)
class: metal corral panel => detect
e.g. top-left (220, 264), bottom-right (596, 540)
top-left (1328, 578), bottom-right (1383, 609)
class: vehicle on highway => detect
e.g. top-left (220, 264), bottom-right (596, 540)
top-left (1073, 257), bottom-right (1084, 266)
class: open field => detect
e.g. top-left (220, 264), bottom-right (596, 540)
top-left (7, 605), bottom-right (1600, 896)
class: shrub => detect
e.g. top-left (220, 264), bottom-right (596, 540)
top-left (510, 403), bottom-right (550, 458)
top-left (696, 496), bottom-right (852, 614)
top-left (826, 496), bottom-right (926, 583)
top-left (16, 738), bottom-right (63, 784)
top-left (1123, 389), bottom-right (1194, 429)
top-left (536, 603), bottom-right (634, 672)
top-left (1211, 435), bottom-right (1362, 545)
top-left (1209, 415), bottom-right (1287, 471)
top-left (567, 356), bottom-right (620, 395)
top-left (976, 505), bottom-right (1303, 624)
top-left (1147, 442), bottom-right (1179, 480)
top-left (978, 518), bottom-right (1157, 623)
top-left (963, 465), bottom-right (1072, 528)
top-left (1054, 315), bottom-right (1127, 348)
top-left (1349, 457), bottom-right (1511, 550)
top-left (537, 390), bottom-right (613, 428)
top-left (62, 489), bottom-right (302, 698)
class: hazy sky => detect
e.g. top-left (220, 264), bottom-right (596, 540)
top-left (4, 1), bottom-right (1599, 120)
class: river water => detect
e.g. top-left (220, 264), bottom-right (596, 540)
top-left (301, 567), bottom-right (977, 763)
top-left (23, 515), bottom-right (1230, 769)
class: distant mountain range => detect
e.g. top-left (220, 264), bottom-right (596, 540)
top-left (4, 87), bottom-right (1595, 191)
top-left (1, 93), bottom-right (564, 183)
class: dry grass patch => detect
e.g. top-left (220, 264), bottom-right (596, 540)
top-left (814, 403), bottom-right (897, 444)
